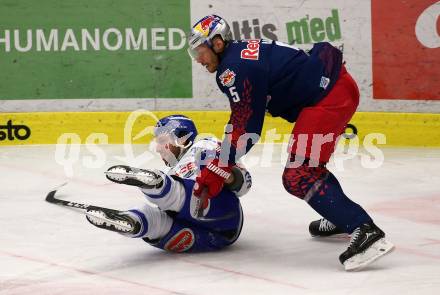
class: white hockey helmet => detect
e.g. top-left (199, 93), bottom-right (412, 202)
top-left (187, 14), bottom-right (232, 60)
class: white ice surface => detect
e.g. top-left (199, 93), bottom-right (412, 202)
top-left (1, 145), bottom-right (439, 295)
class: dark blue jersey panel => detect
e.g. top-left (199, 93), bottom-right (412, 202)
top-left (216, 40), bottom-right (343, 163)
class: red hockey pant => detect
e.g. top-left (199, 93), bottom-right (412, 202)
top-left (288, 66), bottom-right (360, 165)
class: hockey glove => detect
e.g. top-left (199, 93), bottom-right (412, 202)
top-left (194, 158), bottom-right (232, 199)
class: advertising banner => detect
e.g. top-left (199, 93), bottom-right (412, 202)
top-left (0, 0), bottom-right (439, 113)
top-left (0, 0), bottom-right (191, 99)
top-left (372, 0), bottom-right (440, 100)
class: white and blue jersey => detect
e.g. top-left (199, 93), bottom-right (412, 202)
top-left (130, 137), bottom-right (251, 252)
top-left (167, 136), bottom-right (252, 197)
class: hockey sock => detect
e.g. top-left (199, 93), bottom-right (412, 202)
top-left (127, 205), bottom-right (173, 239)
top-left (306, 172), bottom-right (372, 234)
top-left (140, 174), bottom-right (186, 212)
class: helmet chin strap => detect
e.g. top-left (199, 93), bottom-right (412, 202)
top-left (174, 138), bottom-right (193, 162)
top-left (174, 132), bottom-right (193, 149)
top-left (175, 139), bottom-right (192, 149)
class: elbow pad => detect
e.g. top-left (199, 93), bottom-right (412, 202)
top-left (225, 165), bottom-right (252, 197)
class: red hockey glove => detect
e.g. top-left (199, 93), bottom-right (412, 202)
top-left (194, 158), bottom-right (233, 199)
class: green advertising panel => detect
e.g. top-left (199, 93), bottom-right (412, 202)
top-left (0, 0), bottom-right (191, 99)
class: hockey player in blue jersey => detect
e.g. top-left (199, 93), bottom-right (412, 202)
top-left (86, 115), bottom-right (251, 252)
top-left (187, 15), bottom-right (393, 270)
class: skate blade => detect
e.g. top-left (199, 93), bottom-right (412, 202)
top-left (105, 170), bottom-right (159, 185)
top-left (344, 238), bottom-right (394, 271)
top-left (105, 170), bottom-right (133, 181)
top-left (311, 233), bottom-right (349, 239)
top-left (86, 210), bottom-right (133, 232)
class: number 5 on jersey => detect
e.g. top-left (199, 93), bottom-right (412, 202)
top-left (229, 86), bottom-right (240, 102)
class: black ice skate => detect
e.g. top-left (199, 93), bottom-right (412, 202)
top-left (105, 165), bottom-right (164, 188)
top-left (339, 223), bottom-right (394, 271)
top-left (86, 208), bottom-right (141, 235)
top-left (309, 218), bottom-right (346, 237)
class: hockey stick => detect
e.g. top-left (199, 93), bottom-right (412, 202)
top-left (197, 211), bottom-right (237, 222)
top-left (45, 184), bottom-right (134, 232)
top-left (195, 188), bottom-right (208, 218)
top-left (47, 183), bottom-right (236, 223)
top-left (45, 183), bottom-right (92, 211)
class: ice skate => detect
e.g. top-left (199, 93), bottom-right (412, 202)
top-left (309, 218), bottom-right (347, 237)
top-left (105, 165), bottom-right (164, 188)
top-left (85, 208), bottom-right (141, 235)
top-left (339, 223), bottom-right (394, 271)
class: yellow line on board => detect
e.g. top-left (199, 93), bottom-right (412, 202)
top-left (1, 111), bottom-right (439, 147)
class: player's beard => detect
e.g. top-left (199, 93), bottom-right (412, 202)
top-left (160, 149), bottom-right (179, 167)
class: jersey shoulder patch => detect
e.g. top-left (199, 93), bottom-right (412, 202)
top-left (192, 137), bottom-right (219, 150)
top-left (219, 68), bottom-right (236, 87)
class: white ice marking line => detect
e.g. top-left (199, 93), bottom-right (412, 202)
top-left (175, 257), bottom-right (307, 290)
top-left (0, 250), bottom-right (189, 295)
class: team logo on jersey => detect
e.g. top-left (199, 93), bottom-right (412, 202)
top-left (164, 228), bottom-right (195, 252)
top-left (219, 69), bottom-right (236, 87)
top-left (320, 76), bottom-right (330, 89)
top-left (241, 39), bottom-right (260, 60)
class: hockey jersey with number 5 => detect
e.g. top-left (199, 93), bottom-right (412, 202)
top-left (215, 40), bottom-right (343, 164)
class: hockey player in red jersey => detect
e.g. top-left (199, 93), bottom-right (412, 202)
top-left (187, 15), bottom-right (394, 270)
top-left (86, 115), bottom-right (251, 252)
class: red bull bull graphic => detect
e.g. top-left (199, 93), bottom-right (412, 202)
top-left (219, 69), bottom-right (236, 87)
top-left (193, 15), bottom-right (219, 37)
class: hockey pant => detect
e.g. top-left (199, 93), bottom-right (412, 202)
top-left (282, 66), bottom-right (372, 233)
top-left (127, 174), bottom-right (243, 252)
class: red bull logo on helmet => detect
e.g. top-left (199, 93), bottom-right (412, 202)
top-left (194, 15), bottom-right (219, 37)
top-left (219, 69), bottom-right (236, 87)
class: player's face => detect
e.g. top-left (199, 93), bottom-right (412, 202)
top-left (193, 44), bottom-right (219, 73)
top-left (155, 133), bottom-right (181, 166)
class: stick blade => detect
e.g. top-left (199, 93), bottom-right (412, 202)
top-left (45, 182), bottom-right (68, 203)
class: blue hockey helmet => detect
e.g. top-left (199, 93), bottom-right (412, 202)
top-left (154, 114), bottom-right (198, 148)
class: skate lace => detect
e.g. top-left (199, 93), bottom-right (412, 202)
top-left (319, 219), bottom-right (336, 232)
top-left (348, 227), bottom-right (361, 249)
